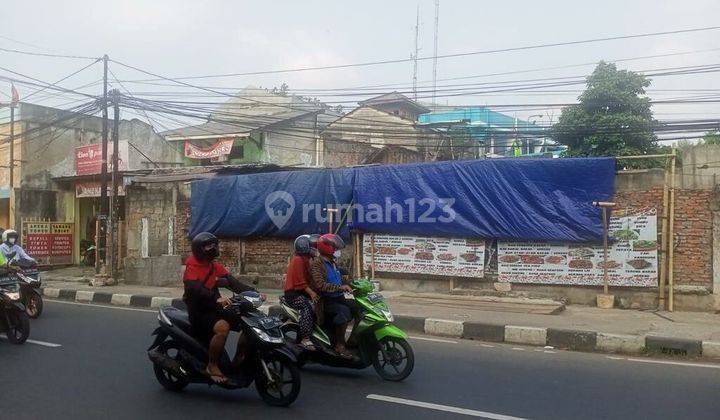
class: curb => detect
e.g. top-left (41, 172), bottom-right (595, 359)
top-left (42, 288), bottom-right (718, 361)
top-left (43, 287), bottom-right (184, 310)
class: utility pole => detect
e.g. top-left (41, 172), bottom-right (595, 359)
top-left (431, 0), bottom-right (440, 109)
top-left (107, 89), bottom-right (120, 284)
top-left (412, 4), bottom-right (420, 101)
top-left (8, 104), bottom-right (14, 230)
top-left (94, 54), bottom-right (109, 281)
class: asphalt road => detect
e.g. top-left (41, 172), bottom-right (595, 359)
top-left (1, 300), bottom-right (720, 420)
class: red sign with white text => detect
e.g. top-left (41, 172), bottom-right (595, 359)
top-left (75, 142), bottom-right (129, 175)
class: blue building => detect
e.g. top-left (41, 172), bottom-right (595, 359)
top-left (418, 107), bottom-right (565, 158)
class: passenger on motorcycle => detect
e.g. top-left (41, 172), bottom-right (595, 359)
top-left (309, 233), bottom-right (356, 358)
top-left (183, 232), bottom-right (259, 384)
top-left (0, 229), bottom-right (36, 265)
top-left (283, 234), bottom-right (320, 350)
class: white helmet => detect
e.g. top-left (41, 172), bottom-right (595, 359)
top-left (2, 229), bottom-right (18, 243)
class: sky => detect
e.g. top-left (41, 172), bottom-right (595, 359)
top-left (1, 0), bottom-right (719, 139)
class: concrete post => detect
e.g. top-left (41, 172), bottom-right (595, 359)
top-left (141, 218), bottom-right (149, 258)
top-left (167, 217), bottom-right (174, 255)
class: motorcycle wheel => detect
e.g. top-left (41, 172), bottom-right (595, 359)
top-left (153, 340), bottom-right (189, 392)
top-left (5, 311), bottom-right (30, 344)
top-left (255, 357), bottom-right (301, 407)
top-left (372, 337), bottom-right (414, 381)
top-left (26, 293), bottom-right (43, 319)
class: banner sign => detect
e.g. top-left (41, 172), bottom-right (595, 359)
top-left (184, 139), bottom-right (234, 159)
top-left (22, 222), bottom-right (74, 265)
top-left (75, 181), bottom-right (126, 198)
top-left (498, 208), bottom-right (658, 287)
top-left (75, 141), bottom-right (129, 176)
top-left (363, 234), bottom-right (486, 278)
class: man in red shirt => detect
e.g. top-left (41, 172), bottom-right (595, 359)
top-left (183, 232), bottom-right (257, 384)
top-left (283, 234), bottom-right (320, 350)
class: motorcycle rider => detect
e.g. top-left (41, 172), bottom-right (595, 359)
top-left (0, 229), bottom-right (36, 265)
top-left (183, 232), bottom-right (259, 384)
top-left (309, 233), bottom-right (355, 358)
top-left (283, 234), bottom-right (320, 350)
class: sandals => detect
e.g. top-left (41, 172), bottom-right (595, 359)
top-left (300, 339), bottom-right (316, 351)
top-left (205, 367), bottom-right (228, 384)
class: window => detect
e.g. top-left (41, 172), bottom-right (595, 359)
top-left (229, 144), bottom-right (244, 159)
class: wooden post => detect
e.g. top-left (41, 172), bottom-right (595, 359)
top-left (668, 151), bottom-right (677, 312)
top-left (370, 234), bottom-right (376, 280)
top-left (354, 232), bottom-right (362, 279)
top-left (658, 156), bottom-right (670, 309)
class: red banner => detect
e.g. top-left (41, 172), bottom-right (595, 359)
top-left (184, 139), bottom-right (234, 159)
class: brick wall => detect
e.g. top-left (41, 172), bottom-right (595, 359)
top-left (614, 188), bottom-right (713, 287)
top-left (174, 199), bottom-right (292, 276)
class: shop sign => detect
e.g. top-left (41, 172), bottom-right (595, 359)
top-left (75, 181), bottom-right (126, 198)
top-left (75, 141), bottom-right (129, 175)
top-left (22, 222), bottom-right (74, 265)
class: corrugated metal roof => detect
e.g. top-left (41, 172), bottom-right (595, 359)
top-left (160, 110), bottom-right (318, 140)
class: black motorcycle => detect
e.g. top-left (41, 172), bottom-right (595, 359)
top-left (9, 260), bottom-right (42, 318)
top-left (148, 291), bottom-right (301, 407)
top-left (0, 274), bottom-right (29, 344)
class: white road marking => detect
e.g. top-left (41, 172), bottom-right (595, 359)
top-left (0, 335), bottom-right (62, 347)
top-left (409, 336), bottom-right (458, 344)
top-left (625, 358), bottom-right (720, 369)
top-left (479, 343), bottom-right (495, 348)
top-left (606, 356), bottom-right (625, 360)
top-left (511, 347), bottom-right (525, 351)
top-left (543, 350), bottom-right (556, 354)
top-left (367, 394), bottom-right (530, 420)
top-left (46, 299), bottom-right (157, 313)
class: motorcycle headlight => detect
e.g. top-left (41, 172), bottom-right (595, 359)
top-left (5, 292), bottom-right (20, 301)
top-left (380, 309), bottom-right (394, 322)
top-left (252, 327), bottom-right (283, 344)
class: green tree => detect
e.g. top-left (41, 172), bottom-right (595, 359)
top-left (552, 62), bottom-right (657, 158)
top-left (703, 131), bottom-right (720, 145)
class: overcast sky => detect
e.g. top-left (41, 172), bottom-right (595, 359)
top-left (2, 0), bottom-right (719, 137)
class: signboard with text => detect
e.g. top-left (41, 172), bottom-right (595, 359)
top-left (362, 234), bottom-right (486, 278)
top-left (75, 141), bottom-right (129, 176)
top-left (22, 222), bottom-right (74, 265)
top-left (497, 208), bottom-right (658, 287)
top-left (75, 181), bottom-right (126, 198)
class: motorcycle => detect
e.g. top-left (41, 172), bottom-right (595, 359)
top-left (80, 240), bottom-right (96, 267)
top-left (148, 291), bottom-right (301, 407)
top-left (9, 260), bottom-right (42, 318)
top-left (276, 279), bottom-right (414, 381)
top-left (0, 272), bottom-right (30, 344)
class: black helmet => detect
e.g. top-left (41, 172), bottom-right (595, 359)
top-left (2, 229), bottom-right (18, 245)
top-left (191, 232), bottom-right (219, 261)
top-left (293, 235), bottom-right (311, 255)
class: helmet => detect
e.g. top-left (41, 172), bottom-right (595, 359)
top-left (2, 229), bottom-right (18, 244)
top-left (191, 232), bottom-right (219, 261)
top-left (317, 233), bottom-right (345, 257)
top-left (293, 235), bottom-right (312, 255)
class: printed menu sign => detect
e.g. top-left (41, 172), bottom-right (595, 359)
top-left (362, 234), bottom-right (486, 278)
top-left (498, 209), bottom-right (658, 287)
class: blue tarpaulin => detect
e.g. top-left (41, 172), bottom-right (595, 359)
top-left (189, 158), bottom-right (615, 242)
top-left (350, 158), bottom-right (615, 242)
top-left (190, 168), bottom-right (354, 239)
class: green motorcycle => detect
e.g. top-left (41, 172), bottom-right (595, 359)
top-left (275, 279), bottom-right (414, 381)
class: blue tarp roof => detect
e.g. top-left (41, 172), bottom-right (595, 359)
top-left (190, 158), bottom-right (616, 243)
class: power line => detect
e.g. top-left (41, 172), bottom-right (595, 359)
top-left (0, 45), bottom-right (99, 60)
top-left (118, 25), bottom-right (720, 81)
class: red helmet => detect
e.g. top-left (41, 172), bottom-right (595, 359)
top-left (317, 233), bottom-right (345, 257)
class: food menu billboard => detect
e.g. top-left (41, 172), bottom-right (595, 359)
top-left (497, 208), bottom-right (658, 287)
top-left (22, 222), bottom-right (74, 266)
top-left (362, 234), bottom-right (485, 278)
